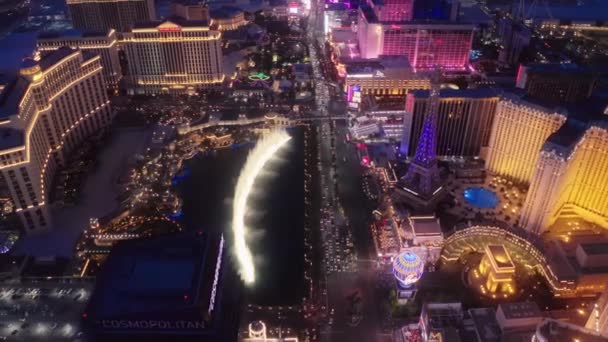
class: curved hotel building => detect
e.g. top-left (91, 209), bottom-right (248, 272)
top-left (0, 48), bottom-right (113, 232)
top-left (37, 29), bottom-right (122, 90)
top-left (520, 121), bottom-right (608, 233)
top-left (485, 93), bottom-right (566, 184)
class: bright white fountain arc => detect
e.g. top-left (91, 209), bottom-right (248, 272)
top-left (232, 130), bottom-right (291, 285)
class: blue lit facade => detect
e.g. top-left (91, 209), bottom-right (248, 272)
top-left (392, 252), bottom-right (424, 288)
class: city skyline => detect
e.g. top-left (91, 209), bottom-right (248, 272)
top-left (0, 0), bottom-right (608, 341)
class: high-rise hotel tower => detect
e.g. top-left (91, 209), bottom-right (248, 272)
top-left (122, 18), bottom-right (224, 94)
top-left (0, 48), bottom-right (113, 232)
top-left (37, 29), bottom-right (122, 90)
top-left (520, 120), bottom-right (608, 233)
top-left (485, 93), bottom-right (566, 184)
top-left (67, 0), bottom-right (156, 32)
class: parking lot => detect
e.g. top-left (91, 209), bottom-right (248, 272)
top-left (0, 280), bottom-right (92, 340)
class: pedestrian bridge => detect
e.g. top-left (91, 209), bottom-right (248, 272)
top-left (177, 115), bottom-right (347, 134)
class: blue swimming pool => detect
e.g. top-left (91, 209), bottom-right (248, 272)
top-left (463, 187), bottom-right (499, 209)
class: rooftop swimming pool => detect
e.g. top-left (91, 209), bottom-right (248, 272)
top-left (463, 187), bottom-right (499, 209)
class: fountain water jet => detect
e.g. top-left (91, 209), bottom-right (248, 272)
top-left (232, 130), bottom-right (291, 285)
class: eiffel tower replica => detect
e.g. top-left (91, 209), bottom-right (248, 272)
top-left (398, 69), bottom-right (446, 210)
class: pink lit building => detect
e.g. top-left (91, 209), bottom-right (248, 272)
top-left (368, 0), bottom-right (414, 22)
top-left (357, 7), bottom-right (474, 70)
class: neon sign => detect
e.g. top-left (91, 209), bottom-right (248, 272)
top-left (158, 26), bottom-right (182, 32)
top-left (248, 72), bottom-right (270, 81)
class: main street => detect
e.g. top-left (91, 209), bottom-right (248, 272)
top-left (305, 1), bottom-right (389, 340)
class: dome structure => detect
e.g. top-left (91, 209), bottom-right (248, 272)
top-left (248, 320), bottom-right (267, 339)
top-left (392, 252), bottom-right (424, 288)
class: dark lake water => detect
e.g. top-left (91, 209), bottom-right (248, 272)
top-left (174, 128), bottom-right (305, 305)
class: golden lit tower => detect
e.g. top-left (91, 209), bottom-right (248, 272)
top-left (0, 48), bottom-right (113, 232)
top-left (122, 18), bottom-right (224, 95)
top-left (520, 120), bottom-right (608, 233)
top-left (485, 93), bottom-right (566, 184)
top-left (37, 29), bottom-right (122, 90)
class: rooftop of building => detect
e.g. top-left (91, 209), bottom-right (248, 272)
top-left (131, 17), bottom-right (211, 30)
top-left (468, 308), bottom-right (501, 342)
top-left (268, 0), bottom-right (288, 6)
top-left (344, 56), bottom-right (411, 75)
top-left (524, 63), bottom-right (594, 76)
top-left (422, 303), bottom-right (465, 335)
top-left (86, 231), bottom-right (222, 320)
top-left (526, 1), bottom-right (608, 22)
top-left (579, 242), bottom-right (608, 256)
top-left (37, 29), bottom-right (112, 40)
top-left (410, 88), bottom-right (500, 99)
top-left (0, 47), bottom-right (77, 123)
top-left (210, 5), bottom-right (243, 19)
top-left (497, 302), bottom-right (542, 320)
top-left (536, 319), bottom-right (607, 342)
top-left (362, 95), bottom-right (406, 112)
top-left (360, 5), bottom-right (474, 27)
top-left (486, 244), bottom-right (514, 270)
top-left (410, 216), bottom-right (442, 236)
top-left (0, 127), bottom-right (24, 150)
top-left (500, 90), bottom-right (567, 115)
top-left (171, 0), bottom-right (207, 6)
top-left (541, 94), bottom-right (608, 155)
top-left (39, 47), bottom-right (77, 71)
top-left (542, 119), bottom-right (587, 157)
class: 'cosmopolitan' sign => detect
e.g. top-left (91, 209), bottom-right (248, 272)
top-left (101, 320), bottom-right (205, 330)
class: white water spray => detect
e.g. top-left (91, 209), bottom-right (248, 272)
top-left (232, 130), bottom-right (291, 285)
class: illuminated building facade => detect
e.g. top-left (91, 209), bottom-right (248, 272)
top-left (171, 0), bottom-right (210, 21)
top-left (341, 57), bottom-right (430, 99)
top-left (0, 48), bottom-right (113, 232)
top-left (357, 7), bottom-right (474, 70)
top-left (210, 6), bottom-right (247, 31)
top-left (485, 93), bottom-right (566, 184)
top-left (392, 252), bottom-right (423, 303)
top-left (122, 19), bottom-right (224, 95)
top-left (37, 29), bottom-right (122, 90)
top-left (368, 0), bottom-right (413, 22)
top-left (67, 0), bottom-right (156, 32)
top-left (520, 121), bottom-right (608, 233)
top-left (477, 244), bottom-right (515, 294)
top-left (350, 96), bottom-right (408, 141)
top-left (85, 232), bottom-right (241, 341)
top-left (516, 63), bottom-right (597, 104)
top-left (402, 88), bottom-right (499, 158)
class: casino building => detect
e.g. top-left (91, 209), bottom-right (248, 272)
top-left (340, 57), bottom-right (430, 100)
top-left (356, 5), bottom-right (474, 71)
top-left (0, 48), bottom-right (113, 232)
top-left (122, 18), bottom-right (224, 94)
top-left (84, 231), bottom-right (240, 341)
top-left (402, 88), bottom-right (500, 158)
